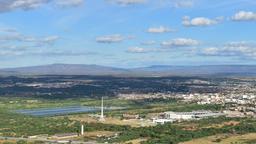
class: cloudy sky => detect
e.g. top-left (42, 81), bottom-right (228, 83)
top-left (0, 0), bottom-right (256, 68)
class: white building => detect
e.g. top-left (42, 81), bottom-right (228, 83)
top-left (153, 119), bottom-right (174, 125)
top-left (164, 111), bottom-right (194, 120)
top-left (163, 110), bottom-right (224, 121)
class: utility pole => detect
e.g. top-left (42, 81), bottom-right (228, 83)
top-left (81, 124), bottom-right (84, 136)
top-left (99, 97), bottom-right (105, 121)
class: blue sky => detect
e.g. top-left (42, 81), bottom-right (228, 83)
top-left (0, 0), bottom-right (256, 68)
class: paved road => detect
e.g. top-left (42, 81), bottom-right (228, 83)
top-left (0, 136), bottom-right (97, 144)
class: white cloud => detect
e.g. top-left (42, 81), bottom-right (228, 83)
top-left (11, 0), bottom-right (48, 10)
top-left (0, 33), bottom-right (59, 45)
top-left (200, 41), bottom-right (256, 59)
top-left (123, 0), bottom-right (196, 9)
top-left (0, 33), bottom-right (23, 41)
top-left (0, 27), bottom-right (60, 50)
top-left (96, 34), bottom-right (124, 43)
top-left (41, 35), bottom-right (59, 43)
top-left (127, 47), bottom-right (147, 53)
top-left (162, 38), bottom-right (199, 48)
top-left (172, 0), bottom-right (194, 8)
top-left (0, 0), bottom-right (84, 13)
top-left (232, 11), bottom-right (256, 21)
top-left (147, 26), bottom-right (175, 33)
top-left (0, 50), bottom-right (24, 56)
top-left (107, 0), bottom-right (146, 6)
top-left (200, 47), bottom-right (219, 55)
top-left (182, 16), bottom-right (223, 27)
top-left (0, 27), bottom-right (81, 57)
top-left (0, 44), bottom-right (33, 56)
top-left (156, 0), bottom-right (195, 8)
top-left (55, 0), bottom-right (83, 7)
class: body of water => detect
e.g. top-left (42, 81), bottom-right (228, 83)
top-left (15, 106), bottom-right (122, 116)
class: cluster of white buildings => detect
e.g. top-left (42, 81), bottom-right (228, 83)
top-left (19, 82), bottom-right (75, 88)
top-left (181, 93), bottom-right (256, 106)
top-left (118, 93), bottom-right (177, 100)
top-left (182, 93), bottom-right (223, 104)
top-left (153, 110), bottom-right (225, 124)
top-left (180, 92), bottom-right (256, 118)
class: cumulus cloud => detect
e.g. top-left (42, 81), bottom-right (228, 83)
top-left (107, 0), bottom-right (146, 6)
top-left (0, 26), bottom-right (97, 58)
top-left (200, 41), bottom-right (256, 59)
top-left (0, 33), bottom-right (22, 41)
top-left (0, 27), bottom-right (60, 56)
top-left (0, 0), bottom-right (49, 12)
top-left (232, 11), bottom-right (256, 21)
top-left (147, 26), bottom-right (175, 33)
top-left (0, 49), bottom-right (24, 56)
top-left (96, 34), bottom-right (133, 43)
top-left (127, 47), bottom-right (147, 53)
top-left (0, 0), bottom-right (84, 13)
top-left (96, 34), bottom-right (123, 43)
top-left (55, 0), bottom-right (84, 7)
top-left (126, 46), bottom-right (161, 53)
top-left (172, 0), bottom-right (194, 8)
top-left (200, 47), bottom-right (219, 56)
top-left (161, 38), bottom-right (199, 48)
top-left (0, 43), bottom-right (35, 56)
top-left (41, 35), bottom-right (59, 44)
top-left (0, 31), bottom-right (59, 45)
top-left (106, 0), bottom-right (196, 8)
top-left (155, 0), bottom-right (195, 8)
top-left (182, 16), bottom-right (223, 27)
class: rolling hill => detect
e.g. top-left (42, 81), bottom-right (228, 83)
top-left (1, 64), bottom-right (256, 76)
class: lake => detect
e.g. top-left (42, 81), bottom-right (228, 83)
top-left (15, 106), bottom-right (122, 116)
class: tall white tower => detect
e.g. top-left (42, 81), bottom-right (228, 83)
top-left (81, 124), bottom-right (84, 136)
top-left (99, 97), bottom-right (105, 121)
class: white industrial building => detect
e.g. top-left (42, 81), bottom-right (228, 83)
top-left (164, 110), bottom-right (224, 120)
top-left (152, 119), bottom-right (174, 125)
top-left (153, 110), bottom-right (225, 124)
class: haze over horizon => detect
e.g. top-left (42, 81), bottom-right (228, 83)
top-left (0, 0), bottom-right (256, 68)
top-left (2, 63), bottom-right (256, 70)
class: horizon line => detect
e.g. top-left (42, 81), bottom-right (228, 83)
top-left (2, 63), bottom-right (256, 70)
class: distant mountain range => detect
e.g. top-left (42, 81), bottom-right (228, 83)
top-left (1, 64), bottom-right (256, 77)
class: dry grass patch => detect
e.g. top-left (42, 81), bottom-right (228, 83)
top-left (122, 138), bottom-right (148, 144)
top-left (202, 121), bottom-right (240, 129)
top-left (69, 114), bottom-right (154, 127)
top-left (0, 139), bottom-right (16, 144)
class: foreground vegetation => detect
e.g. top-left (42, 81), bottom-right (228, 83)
top-left (0, 109), bottom-right (130, 137)
top-left (0, 97), bottom-right (255, 144)
top-left (109, 117), bottom-right (256, 144)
